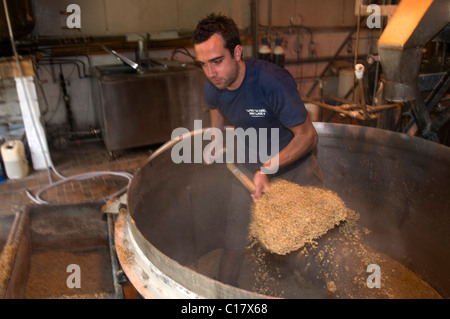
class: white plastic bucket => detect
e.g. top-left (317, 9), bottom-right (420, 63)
top-left (338, 68), bottom-right (355, 99)
top-left (305, 103), bottom-right (320, 122)
top-left (1, 140), bottom-right (29, 179)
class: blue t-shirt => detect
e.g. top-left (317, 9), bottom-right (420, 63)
top-left (204, 59), bottom-right (308, 168)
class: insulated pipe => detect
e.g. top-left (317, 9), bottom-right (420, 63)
top-left (378, 0), bottom-right (450, 102)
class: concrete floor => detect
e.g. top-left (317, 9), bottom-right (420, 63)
top-left (0, 139), bottom-right (155, 299)
top-left (0, 140), bottom-right (153, 217)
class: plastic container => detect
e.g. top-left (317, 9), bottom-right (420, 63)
top-left (258, 38), bottom-right (272, 62)
top-left (338, 68), bottom-right (355, 99)
top-left (273, 38), bottom-right (285, 68)
top-left (1, 140), bottom-right (29, 179)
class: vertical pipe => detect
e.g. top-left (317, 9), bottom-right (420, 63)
top-left (251, 0), bottom-right (259, 58)
top-left (107, 213), bottom-right (125, 299)
top-left (354, 0), bottom-right (361, 67)
top-left (372, 0), bottom-right (386, 107)
top-left (306, 18), bottom-right (364, 97)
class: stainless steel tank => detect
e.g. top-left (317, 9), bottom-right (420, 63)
top-left (91, 63), bottom-right (209, 155)
top-left (115, 123), bottom-right (450, 298)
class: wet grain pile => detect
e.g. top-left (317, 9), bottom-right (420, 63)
top-left (249, 179), bottom-right (351, 255)
top-left (0, 244), bottom-right (18, 292)
top-left (25, 249), bottom-right (115, 298)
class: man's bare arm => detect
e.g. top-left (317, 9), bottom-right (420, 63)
top-left (264, 116), bottom-right (318, 171)
top-left (252, 117), bottom-right (318, 201)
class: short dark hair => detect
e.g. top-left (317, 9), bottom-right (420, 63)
top-left (192, 13), bottom-right (241, 58)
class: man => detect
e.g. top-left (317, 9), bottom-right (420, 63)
top-left (193, 13), bottom-right (323, 286)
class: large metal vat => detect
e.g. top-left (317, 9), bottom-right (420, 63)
top-left (91, 63), bottom-right (209, 155)
top-left (115, 123), bottom-right (450, 298)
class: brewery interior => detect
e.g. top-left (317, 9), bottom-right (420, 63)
top-left (0, 0), bottom-right (449, 299)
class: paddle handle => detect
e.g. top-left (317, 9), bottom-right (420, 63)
top-left (226, 163), bottom-right (256, 194)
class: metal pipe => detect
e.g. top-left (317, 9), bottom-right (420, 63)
top-left (38, 59), bottom-right (89, 79)
top-left (372, 0), bottom-right (386, 107)
top-left (355, 64), bottom-right (368, 119)
top-left (327, 94), bottom-right (401, 113)
top-left (306, 16), bottom-right (366, 97)
top-left (367, 103), bottom-right (402, 113)
top-left (301, 96), bottom-right (373, 120)
top-left (425, 70), bottom-right (450, 112)
top-left (59, 70), bottom-right (74, 131)
top-left (285, 54), bottom-right (366, 66)
top-left (354, 0), bottom-right (362, 66)
top-left (107, 213), bottom-right (125, 299)
top-left (410, 86), bottom-right (440, 142)
top-left (424, 106), bottom-right (450, 138)
top-left (251, 0), bottom-right (259, 59)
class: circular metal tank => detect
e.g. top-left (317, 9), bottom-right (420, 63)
top-left (115, 123), bottom-right (450, 298)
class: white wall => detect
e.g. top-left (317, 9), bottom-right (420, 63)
top-left (35, 59), bottom-right (97, 131)
top-left (259, 0), bottom-right (357, 27)
top-left (26, 0), bottom-right (377, 132)
top-left (32, 0), bottom-right (252, 36)
top-left (0, 79), bottom-right (24, 139)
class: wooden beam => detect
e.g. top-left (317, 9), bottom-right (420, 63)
top-left (0, 59), bottom-right (34, 79)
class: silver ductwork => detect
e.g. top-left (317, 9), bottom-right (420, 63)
top-left (378, 0), bottom-right (450, 102)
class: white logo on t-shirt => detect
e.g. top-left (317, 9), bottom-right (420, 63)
top-left (246, 108), bottom-right (267, 118)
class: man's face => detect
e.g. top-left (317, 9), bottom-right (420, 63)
top-left (194, 33), bottom-right (241, 90)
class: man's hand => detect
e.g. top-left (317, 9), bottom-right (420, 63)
top-left (251, 171), bottom-right (269, 202)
